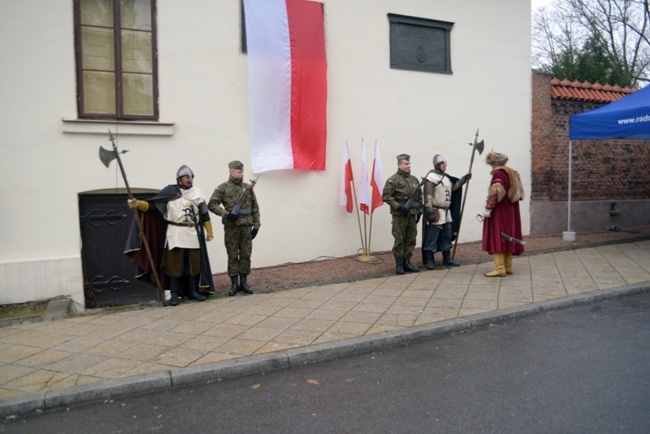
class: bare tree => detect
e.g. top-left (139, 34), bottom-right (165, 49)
top-left (533, 0), bottom-right (650, 85)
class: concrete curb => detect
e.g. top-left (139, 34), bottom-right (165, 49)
top-left (2, 282), bottom-right (649, 419)
top-left (170, 352), bottom-right (290, 388)
top-left (45, 372), bottom-right (171, 410)
top-left (0, 372), bottom-right (171, 419)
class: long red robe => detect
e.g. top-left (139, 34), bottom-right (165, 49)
top-left (482, 168), bottom-right (524, 255)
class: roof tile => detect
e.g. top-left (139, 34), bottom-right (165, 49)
top-left (551, 77), bottom-right (634, 103)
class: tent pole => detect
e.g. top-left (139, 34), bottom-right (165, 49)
top-left (563, 140), bottom-right (576, 241)
top-left (567, 140), bottom-right (573, 231)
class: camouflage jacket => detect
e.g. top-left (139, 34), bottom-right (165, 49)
top-left (381, 169), bottom-right (423, 216)
top-left (208, 177), bottom-right (260, 228)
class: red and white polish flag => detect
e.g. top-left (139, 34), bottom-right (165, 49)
top-left (370, 140), bottom-right (385, 212)
top-left (360, 139), bottom-right (385, 215)
top-left (340, 141), bottom-right (354, 213)
top-left (243, 0), bottom-right (327, 173)
top-left (359, 139), bottom-right (370, 215)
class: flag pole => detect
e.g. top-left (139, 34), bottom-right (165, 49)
top-left (351, 174), bottom-right (365, 255)
top-left (343, 140), bottom-right (365, 255)
top-left (363, 213), bottom-right (368, 255)
top-left (367, 204), bottom-right (377, 258)
top-left (357, 185), bottom-right (379, 263)
top-left (368, 211), bottom-right (374, 255)
top-left (357, 138), bottom-right (381, 263)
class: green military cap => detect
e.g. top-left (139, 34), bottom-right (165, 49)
top-left (396, 154), bottom-right (410, 162)
top-left (228, 160), bottom-right (244, 170)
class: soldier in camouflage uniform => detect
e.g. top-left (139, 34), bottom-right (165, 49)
top-left (381, 154), bottom-right (423, 275)
top-left (209, 161), bottom-right (260, 296)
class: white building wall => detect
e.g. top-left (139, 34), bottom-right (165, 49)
top-left (0, 0), bottom-right (531, 306)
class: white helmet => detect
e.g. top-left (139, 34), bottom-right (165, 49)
top-left (433, 154), bottom-right (446, 166)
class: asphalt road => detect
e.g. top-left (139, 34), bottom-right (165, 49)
top-left (3, 293), bottom-right (650, 434)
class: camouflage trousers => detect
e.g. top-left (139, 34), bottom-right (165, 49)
top-left (391, 214), bottom-right (418, 259)
top-left (224, 225), bottom-right (253, 276)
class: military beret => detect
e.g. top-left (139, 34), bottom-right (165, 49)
top-left (396, 154), bottom-right (410, 162)
top-left (228, 160), bottom-right (244, 170)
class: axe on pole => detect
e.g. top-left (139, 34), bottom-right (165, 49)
top-left (99, 130), bottom-right (167, 306)
top-left (452, 129), bottom-right (484, 259)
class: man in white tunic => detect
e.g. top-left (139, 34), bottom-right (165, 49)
top-left (128, 165), bottom-right (213, 306)
top-left (421, 154), bottom-right (470, 269)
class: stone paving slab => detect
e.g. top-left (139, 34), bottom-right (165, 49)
top-left (1, 241), bottom-right (650, 417)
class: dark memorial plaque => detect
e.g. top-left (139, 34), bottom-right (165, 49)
top-left (388, 14), bottom-right (453, 74)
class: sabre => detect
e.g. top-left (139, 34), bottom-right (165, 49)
top-left (99, 130), bottom-right (166, 305)
top-left (500, 232), bottom-right (526, 245)
top-left (476, 214), bottom-right (526, 245)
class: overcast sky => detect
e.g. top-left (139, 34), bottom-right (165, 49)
top-left (531, 0), bottom-right (554, 11)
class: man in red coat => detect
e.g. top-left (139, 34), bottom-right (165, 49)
top-left (482, 151), bottom-right (525, 277)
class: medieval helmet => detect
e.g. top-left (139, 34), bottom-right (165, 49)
top-left (433, 154), bottom-right (447, 167)
top-left (176, 165), bottom-right (194, 180)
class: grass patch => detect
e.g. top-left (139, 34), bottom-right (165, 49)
top-left (0, 301), bottom-right (48, 321)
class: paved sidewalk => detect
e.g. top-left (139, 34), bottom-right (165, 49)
top-left (2, 241), bottom-right (650, 417)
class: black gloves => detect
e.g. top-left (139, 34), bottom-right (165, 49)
top-left (226, 212), bottom-right (240, 222)
top-left (251, 227), bottom-right (259, 240)
top-left (397, 206), bottom-right (409, 215)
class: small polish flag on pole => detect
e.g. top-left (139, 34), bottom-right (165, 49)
top-left (340, 142), bottom-right (354, 213)
top-left (370, 140), bottom-right (385, 212)
top-left (359, 139), bottom-right (370, 215)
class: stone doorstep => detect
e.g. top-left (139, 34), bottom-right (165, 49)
top-left (43, 299), bottom-right (71, 322)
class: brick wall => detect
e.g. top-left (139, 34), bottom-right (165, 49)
top-left (531, 72), bottom-right (650, 202)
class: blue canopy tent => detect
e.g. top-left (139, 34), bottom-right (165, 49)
top-left (565, 85), bottom-right (650, 240)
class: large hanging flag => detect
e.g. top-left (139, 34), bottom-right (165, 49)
top-left (370, 140), bottom-right (385, 212)
top-left (340, 142), bottom-right (354, 213)
top-left (359, 139), bottom-right (370, 214)
top-left (243, 0), bottom-right (327, 173)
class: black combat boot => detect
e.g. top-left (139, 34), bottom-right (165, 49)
top-left (239, 274), bottom-right (254, 295)
top-left (403, 257), bottom-right (420, 273)
top-left (186, 275), bottom-right (206, 301)
top-left (228, 275), bottom-right (239, 296)
top-left (168, 275), bottom-right (180, 306)
top-left (443, 251), bottom-right (460, 267)
top-left (395, 257), bottom-right (405, 275)
top-left (424, 251), bottom-right (435, 270)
